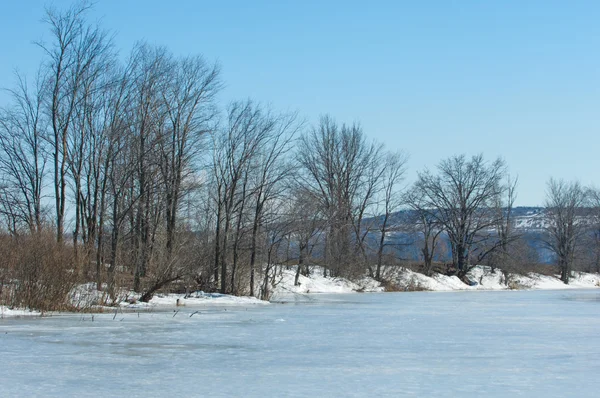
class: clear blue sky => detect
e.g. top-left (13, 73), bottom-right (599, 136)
top-left (1, 1), bottom-right (598, 206)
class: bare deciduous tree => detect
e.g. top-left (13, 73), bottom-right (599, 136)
top-left (543, 178), bottom-right (588, 283)
top-left (485, 176), bottom-right (522, 283)
top-left (415, 154), bottom-right (507, 279)
top-left (159, 54), bottom-right (220, 255)
top-left (373, 151), bottom-right (408, 280)
top-left (0, 71), bottom-right (47, 235)
top-left (404, 187), bottom-right (444, 277)
top-left (289, 187), bottom-right (325, 286)
top-left (247, 112), bottom-right (300, 296)
top-left (40, 1), bottom-right (112, 242)
top-left (297, 116), bottom-right (383, 278)
top-left (212, 101), bottom-right (273, 294)
top-left (588, 188), bottom-right (600, 273)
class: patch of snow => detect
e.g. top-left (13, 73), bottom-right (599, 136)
top-left (273, 267), bottom-right (383, 296)
top-left (513, 271), bottom-right (600, 290)
top-left (68, 283), bottom-right (268, 310)
top-left (354, 276), bottom-right (385, 292)
top-left (0, 306), bottom-right (40, 318)
top-left (68, 283), bottom-right (135, 308)
top-left (570, 272), bottom-right (600, 288)
top-left (273, 265), bottom-right (600, 296)
top-left (386, 265), bottom-right (600, 292)
top-left (142, 292), bottom-right (268, 308)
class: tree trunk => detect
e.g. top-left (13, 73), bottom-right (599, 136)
top-left (140, 274), bottom-right (182, 303)
top-left (220, 219), bottom-right (230, 294)
top-left (249, 216), bottom-right (260, 297)
top-left (294, 246), bottom-right (305, 286)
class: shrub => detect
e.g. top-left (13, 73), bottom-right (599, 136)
top-left (0, 231), bottom-right (78, 311)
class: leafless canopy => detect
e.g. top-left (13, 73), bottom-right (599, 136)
top-left (414, 154), bottom-right (507, 277)
top-left (543, 178), bottom-right (589, 283)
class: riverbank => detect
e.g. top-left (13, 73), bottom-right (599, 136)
top-left (2, 265), bottom-right (599, 318)
top-left (272, 265), bottom-right (600, 296)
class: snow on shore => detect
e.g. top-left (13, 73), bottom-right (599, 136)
top-left (273, 268), bottom-right (384, 295)
top-left (0, 307), bottom-right (40, 318)
top-left (144, 292), bottom-right (267, 307)
top-left (3, 266), bottom-right (599, 317)
top-left (387, 266), bottom-right (600, 292)
top-left (67, 284), bottom-right (268, 310)
top-left (273, 265), bottom-right (600, 295)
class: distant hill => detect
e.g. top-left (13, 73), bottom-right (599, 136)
top-left (374, 206), bottom-right (546, 232)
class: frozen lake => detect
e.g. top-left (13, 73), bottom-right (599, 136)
top-left (2, 290), bottom-right (600, 397)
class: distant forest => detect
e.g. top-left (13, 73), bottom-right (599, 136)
top-left (1, 3), bottom-right (599, 310)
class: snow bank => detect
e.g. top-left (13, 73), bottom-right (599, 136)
top-left (0, 306), bottom-right (40, 318)
top-left (389, 266), bottom-right (600, 292)
top-left (143, 292), bottom-right (267, 308)
top-left (512, 271), bottom-right (600, 290)
top-left (68, 283), bottom-right (268, 310)
top-left (273, 267), bottom-right (384, 295)
top-left (271, 265), bottom-right (600, 298)
top-left (68, 283), bottom-right (128, 308)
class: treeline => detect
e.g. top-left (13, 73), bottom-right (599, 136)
top-left (0, 3), bottom-right (599, 310)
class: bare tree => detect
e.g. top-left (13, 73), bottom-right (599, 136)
top-left (68, 35), bottom-right (115, 269)
top-left (404, 187), bottom-right (444, 277)
top-left (415, 154), bottom-right (507, 279)
top-left (289, 187), bottom-right (325, 286)
top-left (0, 71), bottom-right (48, 234)
top-left (485, 176), bottom-right (522, 283)
top-left (543, 179), bottom-right (588, 283)
top-left (247, 112), bottom-right (300, 296)
top-left (40, 1), bottom-right (112, 242)
top-left (259, 205), bottom-right (294, 301)
top-left (297, 116), bottom-right (383, 278)
top-left (127, 43), bottom-right (170, 292)
top-left (588, 187), bottom-right (600, 273)
top-left (159, 54), bottom-right (220, 255)
top-left (212, 100), bottom-right (273, 294)
top-left (101, 65), bottom-right (137, 294)
top-left (373, 151), bottom-right (408, 280)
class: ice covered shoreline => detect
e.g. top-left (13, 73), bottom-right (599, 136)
top-left (2, 265), bottom-right (599, 317)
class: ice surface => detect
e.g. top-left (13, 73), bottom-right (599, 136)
top-left (2, 290), bottom-right (600, 397)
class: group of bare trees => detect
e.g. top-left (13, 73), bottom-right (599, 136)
top-left (403, 154), bottom-right (529, 282)
top-left (0, 3), bottom-right (229, 304)
top-left (211, 101), bottom-right (299, 298)
top-left (1, 3), bottom-right (599, 310)
top-left (296, 117), bottom-right (408, 280)
top-left (403, 154), bottom-right (600, 285)
top-left (2, 2), bottom-right (408, 305)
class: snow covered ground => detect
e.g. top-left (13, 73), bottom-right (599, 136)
top-left (272, 265), bottom-right (600, 297)
top-left (144, 291), bottom-right (267, 307)
top-left (0, 306), bottom-right (40, 318)
top-left (273, 267), bottom-right (384, 296)
top-left (389, 265), bottom-right (600, 292)
top-left (67, 283), bottom-right (268, 311)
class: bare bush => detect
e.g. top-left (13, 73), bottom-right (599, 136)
top-left (0, 231), bottom-right (78, 311)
